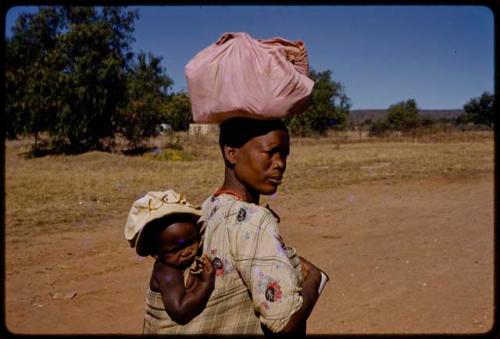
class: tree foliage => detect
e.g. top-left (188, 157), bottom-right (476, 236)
top-left (369, 99), bottom-right (422, 136)
top-left (5, 7), bottom-right (65, 141)
top-left (54, 7), bottom-right (138, 151)
top-left (160, 91), bottom-right (193, 131)
top-left (457, 92), bottom-right (494, 127)
top-left (285, 69), bottom-right (351, 136)
top-left (118, 52), bottom-right (173, 147)
top-left (5, 6), bottom-right (139, 152)
top-left (368, 119), bottom-right (391, 137)
top-left (385, 99), bottom-right (421, 131)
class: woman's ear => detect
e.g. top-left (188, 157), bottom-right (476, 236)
top-left (223, 145), bottom-right (238, 166)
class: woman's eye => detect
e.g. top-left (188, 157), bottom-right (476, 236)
top-left (264, 148), bottom-right (288, 158)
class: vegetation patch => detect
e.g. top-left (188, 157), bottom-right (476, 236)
top-left (144, 148), bottom-right (195, 161)
top-left (5, 134), bottom-right (493, 240)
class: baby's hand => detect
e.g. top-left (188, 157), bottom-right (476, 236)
top-left (200, 254), bottom-right (215, 284)
top-left (189, 257), bottom-right (205, 275)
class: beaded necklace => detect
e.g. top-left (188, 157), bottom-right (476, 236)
top-left (213, 188), bottom-right (245, 201)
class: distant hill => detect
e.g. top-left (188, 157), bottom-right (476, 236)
top-left (349, 109), bottom-right (463, 124)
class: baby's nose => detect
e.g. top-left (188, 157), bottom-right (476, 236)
top-left (184, 243), bottom-right (198, 256)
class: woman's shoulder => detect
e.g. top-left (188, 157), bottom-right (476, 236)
top-left (202, 194), bottom-right (277, 226)
top-left (228, 198), bottom-right (272, 224)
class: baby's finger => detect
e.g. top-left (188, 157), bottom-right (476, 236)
top-left (203, 255), bottom-right (213, 265)
top-left (205, 260), bottom-right (215, 272)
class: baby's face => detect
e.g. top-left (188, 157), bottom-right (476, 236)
top-left (155, 221), bottom-right (200, 269)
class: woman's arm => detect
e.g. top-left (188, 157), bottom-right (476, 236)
top-left (155, 256), bottom-right (215, 325)
top-left (229, 211), bottom-right (320, 334)
top-left (278, 259), bottom-right (321, 334)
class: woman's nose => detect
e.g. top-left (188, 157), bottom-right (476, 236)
top-left (273, 155), bottom-right (286, 170)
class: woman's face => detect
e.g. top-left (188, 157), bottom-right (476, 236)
top-left (233, 129), bottom-right (290, 195)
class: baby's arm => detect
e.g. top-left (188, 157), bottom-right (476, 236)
top-left (154, 256), bottom-right (215, 325)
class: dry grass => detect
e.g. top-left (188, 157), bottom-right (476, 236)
top-left (5, 131), bottom-right (493, 239)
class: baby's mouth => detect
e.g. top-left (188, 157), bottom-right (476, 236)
top-left (180, 255), bottom-right (197, 269)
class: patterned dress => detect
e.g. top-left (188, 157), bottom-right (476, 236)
top-left (143, 193), bottom-right (304, 334)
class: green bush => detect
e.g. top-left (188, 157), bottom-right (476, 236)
top-left (386, 99), bottom-right (421, 131)
top-left (369, 119), bottom-right (391, 137)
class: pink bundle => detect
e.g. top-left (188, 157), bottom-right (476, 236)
top-left (185, 32), bottom-right (314, 124)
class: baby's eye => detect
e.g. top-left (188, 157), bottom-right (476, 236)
top-left (159, 249), bottom-right (173, 255)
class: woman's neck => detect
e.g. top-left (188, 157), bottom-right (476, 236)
top-left (222, 168), bottom-right (259, 204)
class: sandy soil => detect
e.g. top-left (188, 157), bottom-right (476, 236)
top-left (5, 173), bottom-right (494, 335)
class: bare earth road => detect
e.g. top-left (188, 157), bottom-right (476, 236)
top-left (5, 174), bottom-right (494, 334)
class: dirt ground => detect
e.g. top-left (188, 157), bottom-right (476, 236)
top-left (5, 173), bottom-right (494, 335)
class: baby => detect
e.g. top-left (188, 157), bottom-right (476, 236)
top-left (125, 190), bottom-right (215, 326)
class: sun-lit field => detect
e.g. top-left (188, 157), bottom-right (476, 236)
top-left (4, 131), bottom-right (494, 334)
top-left (5, 131), bottom-right (493, 239)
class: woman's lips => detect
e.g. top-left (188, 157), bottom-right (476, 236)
top-left (267, 176), bottom-right (283, 185)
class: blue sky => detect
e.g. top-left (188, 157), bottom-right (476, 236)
top-left (5, 5), bottom-right (494, 110)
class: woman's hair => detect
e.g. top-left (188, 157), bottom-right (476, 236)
top-left (218, 117), bottom-right (288, 149)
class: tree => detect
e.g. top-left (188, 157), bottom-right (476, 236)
top-left (5, 7), bottom-right (65, 144)
top-left (118, 52), bottom-right (173, 147)
top-left (51, 7), bottom-right (138, 152)
top-left (5, 6), bottom-right (139, 152)
top-left (457, 92), bottom-right (494, 127)
top-left (285, 69), bottom-right (351, 136)
top-left (160, 91), bottom-right (193, 131)
top-left (367, 99), bottom-right (422, 137)
top-left (386, 99), bottom-right (421, 131)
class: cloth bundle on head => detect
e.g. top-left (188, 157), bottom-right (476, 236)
top-left (185, 32), bottom-right (315, 124)
top-left (124, 190), bottom-right (202, 256)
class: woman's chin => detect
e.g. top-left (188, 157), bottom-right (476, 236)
top-left (260, 185), bottom-right (279, 195)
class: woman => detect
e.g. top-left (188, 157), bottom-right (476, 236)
top-left (144, 117), bottom-right (323, 335)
